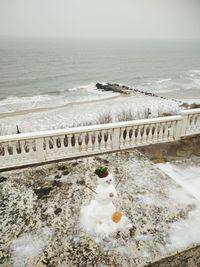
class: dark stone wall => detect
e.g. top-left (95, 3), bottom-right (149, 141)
top-left (147, 245), bottom-right (200, 267)
top-left (138, 135), bottom-right (200, 163)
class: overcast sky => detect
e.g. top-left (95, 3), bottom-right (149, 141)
top-left (0, 0), bottom-right (200, 40)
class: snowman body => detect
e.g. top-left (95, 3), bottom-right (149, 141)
top-left (90, 181), bottom-right (117, 221)
top-left (80, 172), bottom-right (131, 238)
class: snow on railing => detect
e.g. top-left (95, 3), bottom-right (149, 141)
top-left (0, 109), bottom-right (200, 170)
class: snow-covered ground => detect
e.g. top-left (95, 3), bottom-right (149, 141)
top-left (157, 160), bottom-right (200, 251)
top-left (1, 151), bottom-right (200, 266)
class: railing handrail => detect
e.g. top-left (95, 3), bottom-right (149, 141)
top-left (0, 115), bottom-right (183, 142)
top-left (180, 108), bottom-right (200, 115)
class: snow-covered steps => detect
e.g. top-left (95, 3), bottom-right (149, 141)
top-left (157, 159), bottom-right (200, 251)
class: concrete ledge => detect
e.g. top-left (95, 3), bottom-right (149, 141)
top-left (148, 245), bottom-right (200, 267)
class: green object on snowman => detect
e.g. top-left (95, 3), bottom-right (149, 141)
top-left (94, 165), bottom-right (109, 178)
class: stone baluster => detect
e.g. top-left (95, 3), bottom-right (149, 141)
top-left (59, 135), bottom-right (65, 149)
top-left (109, 129), bottom-right (113, 150)
top-left (81, 133), bottom-right (86, 152)
top-left (147, 125), bottom-right (153, 144)
top-left (121, 127), bottom-right (127, 148)
top-left (196, 115), bottom-right (200, 132)
top-left (85, 132), bottom-right (92, 153)
top-left (35, 138), bottom-right (45, 162)
top-left (91, 131), bottom-right (96, 151)
top-left (94, 131), bottom-right (101, 151)
top-left (152, 124), bottom-right (158, 143)
top-left (70, 134), bottom-right (76, 154)
top-left (124, 126), bottom-right (131, 147)
top-left (131, 126), bottom-right (137, 146)
top-left (158, 123), bottom-right (164, 142)
top-left (170, 121), bottom-right (177, 140)
top-left (112, 128), bottom-right (120, 150)
top-left (4, 143), bottom-right (9, 157)
top-left (12, 141), bottom-right (17, 157)
top-left (142, 125), bottom-right (148, 144)
top-left (74, 133), bottom-right (80, 154)
top-left (192, 115), bottom-right (198, 132)
top-left (163, 123), bottom-right (169, 141)
top-left (138, 126), bottom-right (143, 144)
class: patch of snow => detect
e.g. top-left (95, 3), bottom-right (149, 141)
top-left (167, 207), bottom-right (200, 250)
top-left (157, 162), bottom-right (200, 251)
top-left (157, 163), bottom-right (200, 201)
top-left (10, 228), bottom-right (50, 267)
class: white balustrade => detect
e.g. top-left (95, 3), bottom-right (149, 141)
top-left (181, 109), bottom-right (200, 136)
top-left (0, 109), bottom-right (200, 170)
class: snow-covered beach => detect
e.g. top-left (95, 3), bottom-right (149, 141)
top-left (0, 83), bottom-right (180, 135)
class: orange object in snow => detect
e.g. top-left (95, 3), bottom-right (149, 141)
top-left (112, 211), bottom-right (122, 223)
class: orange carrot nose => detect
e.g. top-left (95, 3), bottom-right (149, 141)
top-left (112, 211), bottom-right (122, 223)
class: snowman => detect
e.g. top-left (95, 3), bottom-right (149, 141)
top-left (80, 166), bottom-right (132, 239)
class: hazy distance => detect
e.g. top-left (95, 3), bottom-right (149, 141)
top-left (0, 0), bottom-right (200, 40)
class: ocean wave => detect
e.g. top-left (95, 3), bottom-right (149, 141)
top-left (186, 70), bottom-right (200, 86)
top-left (156, 78), bottom-right (172, 84)
top-left (67, 82), bottom-right (96, 92)
top-left (0, 94), bottom-right (65, 113)
top-left (189, 70), bottom-right (200, 75)
top-left (0, 83), bottom-right (117, 113)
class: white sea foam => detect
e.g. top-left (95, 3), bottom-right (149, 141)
top-left (156, 78), bottom-right (172, 84)
top-left (137, 69), bottom-right (200, 98)
top-left (189, 70), bottom-right (200, 75)
top-left (0, 83), bottom-right (117, 113)
top-left (0, 94), bottom-right (67, 113)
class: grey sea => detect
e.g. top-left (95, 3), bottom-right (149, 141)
top-left (0, 37), bottom-right (200, 112)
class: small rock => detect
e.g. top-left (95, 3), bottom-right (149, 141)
top-left (52, 180), bottom-right (61, 187)
top-left (62, 170), bottom-right (70, 176)
top-left (129, 225), bottom-right (136, 237)
top-left (34, 187), bottom-right (53, 199)
top-left (54, 208), bottom-right (62, 215)
top-left (55, 174), bottom-right (62, 179)
top-left (0, 176), bottom-right (7, 183)
top-left (57, 165), bottom-right (68, 171)
top-left (76, 180), bottom-right (85, 185)
top-left (95, 157), bottom-right (109, 164)
top-left (72, 162), bottom-right (79, 167)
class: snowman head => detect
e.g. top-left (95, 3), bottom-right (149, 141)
top-left (98, 172), bottom-right (114, 186)
top-left (95, 166), bottom-right (114, 186)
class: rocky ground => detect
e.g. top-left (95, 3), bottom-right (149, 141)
top-left (138, 135), bottom-right (200, 163)
top-left (1, 150), bottom-right (200, 267)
